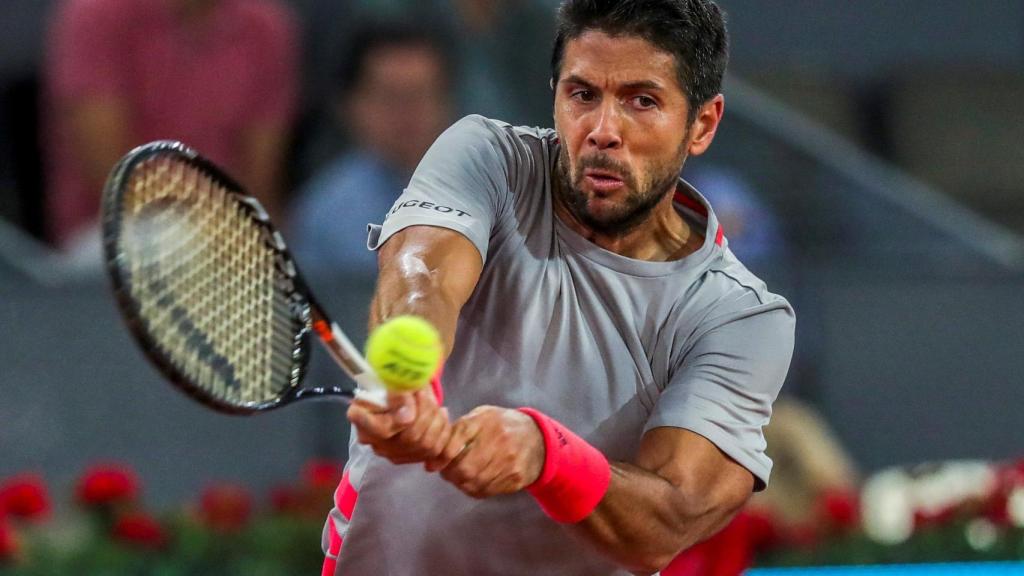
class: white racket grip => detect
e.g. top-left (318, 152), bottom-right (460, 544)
top-left (330, 329), bottom-right (388, 408)
top-left (353, 375), bottom-right (388, 407)
top-left (311, 315), bottom-right (388, 407)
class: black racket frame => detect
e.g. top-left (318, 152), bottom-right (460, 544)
top-left (102, 141), bottom-right (359, 414)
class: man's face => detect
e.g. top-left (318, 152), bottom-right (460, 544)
top-left (553, 31), bottom-right (694, 235)
top-left (346, 45), bottom-right (450, 173)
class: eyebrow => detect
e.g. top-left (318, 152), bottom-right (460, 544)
top-left (560, 74), bottom-right (665, 92)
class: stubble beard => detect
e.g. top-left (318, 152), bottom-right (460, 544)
top-left (555, 142), bottom-right (688, 237)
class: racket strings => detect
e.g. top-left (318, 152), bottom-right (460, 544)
top-left (119, 155), bottom-right (300, 407)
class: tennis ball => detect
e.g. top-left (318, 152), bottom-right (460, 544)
top-left (365, 315), bottom-right (442, 392)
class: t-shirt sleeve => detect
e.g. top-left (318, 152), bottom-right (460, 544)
top-left (367, 115), bottom-right (514, 263)
top-left (645, 299), bottom-right (796, 491)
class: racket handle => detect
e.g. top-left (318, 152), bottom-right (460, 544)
top-left (291, 384), bottom-right (385, 406)
top-left (310, 310), bottom-right (387, 407)
top-left (354, 386), bottom-right (388, 407)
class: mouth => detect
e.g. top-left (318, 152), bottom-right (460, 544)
top-left (582, 169), bottom-right (625, 193)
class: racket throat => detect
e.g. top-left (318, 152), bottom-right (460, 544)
top-left (310, 307), bottom-right (388, 406)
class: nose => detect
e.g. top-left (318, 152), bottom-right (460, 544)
top-left (586, 102), bottom-right (623, 151)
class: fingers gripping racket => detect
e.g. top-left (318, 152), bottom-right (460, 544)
top-left (102, 140), bottom-right (388, 414)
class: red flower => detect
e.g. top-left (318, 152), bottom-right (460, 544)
top-left (985, 490), bottom-right (1011, 526)
top-left (785, 522), bottom-right (821, 549)
top-left (744, 506), bottom-right (783, 552)
top-left (983, 460), bottom-right (1024, 526)
top-left (912, 505), bottom-right (957, 529)
top-left (112, 512), bottom-right (166, 550)
top-left (1009, 458), bottom-right (1024, 480)
top-left (0, 474), bottom-right (50, 522)
top-left (303, 460), bottom-right (343, 490)
top-left (199, 484), bottom-right (252, 532)
top-left (76, 465), bottom-right (139, 507)
top-left (0, 521), bottom-right (19, 563)
top-left (269, 485), bottom-right (301, 515)
top-left (817, 488), bottom-right (860, 532)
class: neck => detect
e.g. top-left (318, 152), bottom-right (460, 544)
top-left (552, 170), bottom-right (700, 262)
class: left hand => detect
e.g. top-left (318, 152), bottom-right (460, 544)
top-left (427, 406), bottom-right (546, 499)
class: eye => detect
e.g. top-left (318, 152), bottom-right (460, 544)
top-left (632, 95), bottom-right (658, 110)
top-left (571, 89), bottom-right (596, 103)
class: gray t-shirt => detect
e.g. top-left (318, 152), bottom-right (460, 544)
top-left (326, 115), bottom-right (795, 575)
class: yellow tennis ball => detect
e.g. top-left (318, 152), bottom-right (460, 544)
top-left (365, 315), bottom-right (442, 392)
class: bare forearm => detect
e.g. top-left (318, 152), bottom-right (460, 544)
top-left (371, 253), bottom-right (461, 354)
top-left (572, 462), bottom-right (745, 575)
top-left (371, 226), bottom-right (483, 356)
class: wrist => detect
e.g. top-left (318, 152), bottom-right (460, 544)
top-left (517, 407), bottom-right (611, 523)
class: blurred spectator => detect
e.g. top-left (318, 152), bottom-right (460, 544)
top-left (288, 21), bottom-right (453, 278)
top-left (43, 0), bottom-right (299, 260)
top-left (684, 164), bottom-right (788, 275)
top-left (448, 0), bottom-right (556, 127)
top-left (289, 0), bottom-right (553, 188)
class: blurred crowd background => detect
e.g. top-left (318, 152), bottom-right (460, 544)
top-left (2, 0), bottom-right (1024, 571)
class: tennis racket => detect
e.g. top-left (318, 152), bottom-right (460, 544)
top-left (101, 140), bottom-right (388, 414)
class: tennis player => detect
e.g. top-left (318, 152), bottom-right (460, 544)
top-left (328, 1), bottom-right (795, 574)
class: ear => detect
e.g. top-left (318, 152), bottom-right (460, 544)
top-left (686, 94), bottom-right (725, 157)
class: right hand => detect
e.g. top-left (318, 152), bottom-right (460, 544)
top-left (347, 388), bottom-right (452, 465)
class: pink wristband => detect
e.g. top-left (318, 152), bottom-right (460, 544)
top-left (518, 407), bottom-right (611, 523)
top-left (429, 366), bottom-right (444, 404)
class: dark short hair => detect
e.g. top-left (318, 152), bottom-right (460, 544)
top-left (550, 0), bottom-right (729, 122)
top-left (338, 20), bottom-right (452, 95)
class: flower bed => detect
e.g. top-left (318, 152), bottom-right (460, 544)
top-left (0, 461), bottom-right (340, 575)
top-left (2, 458), bottom-right (1022, 574)
top-left (754, 459), bottom-right (1024, 568)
